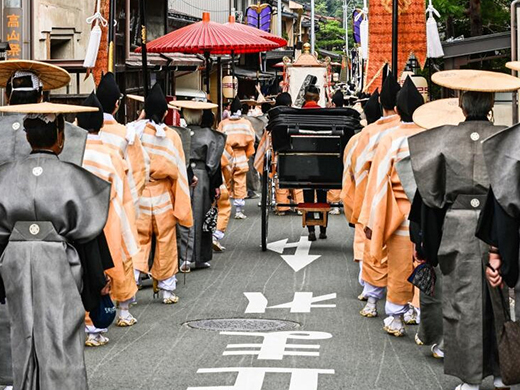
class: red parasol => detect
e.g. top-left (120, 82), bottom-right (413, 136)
top-left (224, 16), bottom-right (287, 48)
top-left (136, 12), bottom-right (279, 55)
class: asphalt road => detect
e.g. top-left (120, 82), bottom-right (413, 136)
top-left (83, 200), bottom-right (496, 390)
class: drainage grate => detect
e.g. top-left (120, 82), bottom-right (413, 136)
top-left (184, 318), bottom-right (300, 332)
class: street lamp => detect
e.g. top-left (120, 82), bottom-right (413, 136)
top-left (0, 42), bottom-right (11, 61)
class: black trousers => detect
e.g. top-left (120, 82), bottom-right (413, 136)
top-left (303, 189), bottom-right (327, 233)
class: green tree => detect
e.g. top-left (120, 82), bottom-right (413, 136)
top-left (315, 19), bottom-right (348, 53)
top-left (433, 0), bottom-right (510, 38)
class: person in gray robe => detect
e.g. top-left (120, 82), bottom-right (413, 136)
top-left (409, 91), bottom-right (508, 390)
top-left (179, 105), bottom-right (226, 271)
top-left (0, 109), bottom-right (110, 390)
top-left (478, 121), bottom-right (520, 326)
top-left (0, 64), bottom-right (88, 389)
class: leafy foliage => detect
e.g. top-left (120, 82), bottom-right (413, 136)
top-left (315, 19), bottom-right (348, 53)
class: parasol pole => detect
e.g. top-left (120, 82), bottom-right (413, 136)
top-left (311, 0), bottom-right (316, 54)
top-left (107, 0), bottom-right (116, 73)
top-left (344, 0), bottom-right (348, 65)
top-left (139, 0), bottom-right (149, 97)
top-left (391, 0), bottom-right (398, 76)
top-left (217, 57), bottom-right (222, 122)
top-left (204, 51), bottom-right (211, 96)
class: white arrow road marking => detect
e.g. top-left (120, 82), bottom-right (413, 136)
top-left (267, 236), bottom-right (321, 272)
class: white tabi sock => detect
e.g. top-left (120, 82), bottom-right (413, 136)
top-left (366, 297), bottom-right (377, 309)
top-left (134, 269), bottom-right (141, 285)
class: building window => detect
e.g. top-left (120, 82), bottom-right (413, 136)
top-left (50, 38), bottom-right (72, 59)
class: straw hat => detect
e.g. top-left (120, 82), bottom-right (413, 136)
top-left (0, 102), bottom-right (99, 114)
top-left (127, 94), bottom-right (179, 110)
top-left (506, 61), bottom-right (520, 72)
top-left (413, 98), bottom-right (465, 129)
top-left (432, 70), bottom-right (520, 92)
top-left (169, 100), bottom-right (218, 110)
top-left (0, 60), bottom-right (71, 91)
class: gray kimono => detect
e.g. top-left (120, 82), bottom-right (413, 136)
top-left (0, 114), bottom-right (88, 165)
top-left (179, 126), bottom-right (225, 266)
top-left (409, 120), bottom-right (504, 384)
top-left (482, 124), bottom-right (520, 322)
top-left (0, 153), bottom-right (110, 390)
top-left (0, 114), bottom-right (88, 387)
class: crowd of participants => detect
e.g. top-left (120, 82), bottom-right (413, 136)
top-left (0, 59), bottom-right (520, 390)
top-left (341, 71), bottom-right (520, 390)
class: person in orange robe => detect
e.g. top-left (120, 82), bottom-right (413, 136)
top-left (131, 84), bottom-right (193, 304)
top-left (213, 184), bottom-right (231, 252)
top-left (217, 97), bottom-right (256, 220)
top-left (357, 77), bottom-right (425, 337)
top-left (96, 72), bottom-right (149, 215)
top-left (78, 93), bottom-right (140, 347)
top-left (341, 77), bottom-right (401, 301)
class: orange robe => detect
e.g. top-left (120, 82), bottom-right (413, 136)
top-left (358, 122), bottom-right (424, 305)
top-left (100, 117), bottom-right (149, 212)
top-left (217, 184), bottom-right (231, 233)
top-left (82, 135), bottom-right (139, 302)
top-left (341, 115), bottom-right (401, 262)
top-left (133, 123), bottom-right (193, 281)
top-left (218, 117), bottom-right (256, 199)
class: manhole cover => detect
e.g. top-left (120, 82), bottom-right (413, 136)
top-left (184, 318), bottom-right (300, 332)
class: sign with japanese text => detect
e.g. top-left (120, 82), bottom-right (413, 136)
top-left (4, 8), bottom-right (23, 59)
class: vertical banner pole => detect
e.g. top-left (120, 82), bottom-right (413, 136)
top-left (140, 0), bottom-right (149, 97)
top-left (391, 0), bottom-right (398, 76)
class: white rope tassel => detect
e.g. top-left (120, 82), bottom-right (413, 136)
top-left (83, 0), bottom-right (107, 68)
top-left (426, 0), bottom-right (444, 58)
top-left (355, 2), bottom-right (369, 60)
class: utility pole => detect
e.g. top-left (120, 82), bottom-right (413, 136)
top-left (278, 0), bottom-right (283, 38)
top-left (311, 0), bottom-right (315, 54)
top-left (344, 0), bottom-right (348, 58)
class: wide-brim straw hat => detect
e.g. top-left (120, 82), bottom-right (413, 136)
top-left (506, 61), bottom-right (520, 72)
top-left (0, 102), bottom-right (99, 114)
top-left (432, 69), bottom-right (520, 92)
top-left (413, 98), bottom-right (465, 129)
top-left (126, 94), bottom-right (179, 110)
top-left (169, 100), bottom-right (218, 110)
top-left (0, 60), bottom-right (71, 91)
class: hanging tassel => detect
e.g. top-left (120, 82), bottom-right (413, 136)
top-left (355, 2), bottom-right (369, 60)
top-left (426, 0), bottom-right (444, 58)
top-left (83, 0), bottom-right (108, 69)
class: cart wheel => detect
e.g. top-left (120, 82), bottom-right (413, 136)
top-left (261, 151), bottom-right (272, 251)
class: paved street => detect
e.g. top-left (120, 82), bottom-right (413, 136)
top-left (84, 200), bottom-right (493, 390)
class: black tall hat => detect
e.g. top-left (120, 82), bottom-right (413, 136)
top-left (96, 72), bottom-right (121, 114)
top-left (380, 73), bottom-right (401, 110)
top-left (145, 83), bottom-right (168, 121)
top-left (396, 76), bottom-right (424, 121)
top-left (332, 90), bottom-right (344, 107)
top-left (230, 96), bottom-right (242, 114)
top-left (363, 89), bottom-right (382, 125)
top-left (77, 92), bottom-right (104, 132)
